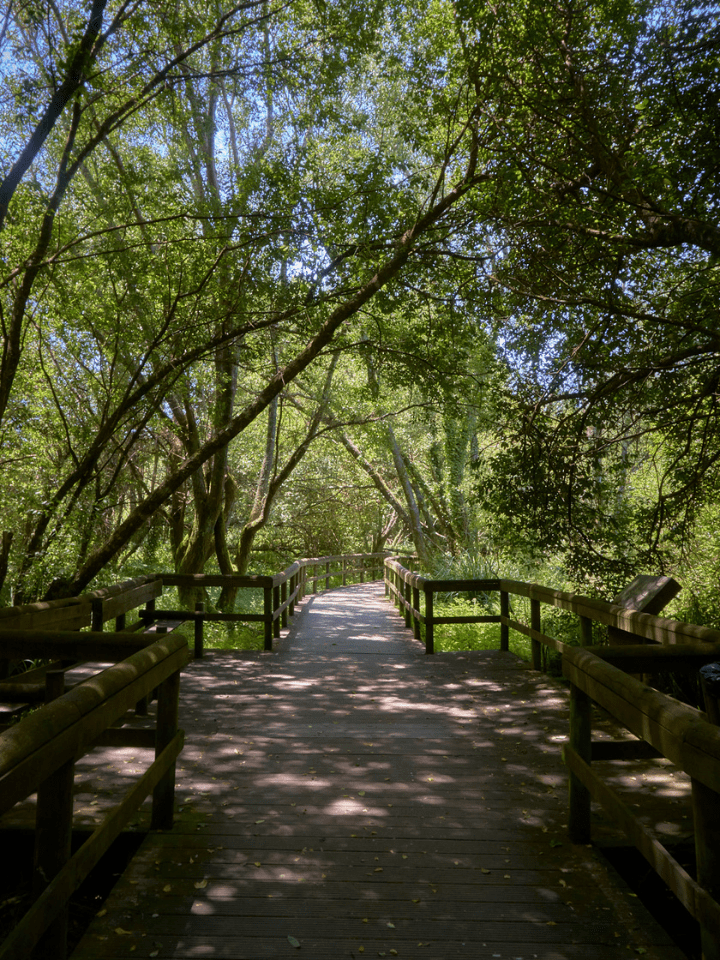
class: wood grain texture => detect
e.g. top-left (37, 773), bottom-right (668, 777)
top-left (67, 584), bottom-right (689, 960)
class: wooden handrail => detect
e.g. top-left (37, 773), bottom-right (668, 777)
top-left (383, 557), bottom-right (720, 955)
top-left (152, 554), bottom-right (387, 652)
top-left (0, 632), bottom-right (189, 960)
top-left (383, 558), bottom-right (502, 654)
top-left (562, 645), bottom-right (720, 958)
top-left (0, 633), bottom-right (188, 810)
top-left (384, 557), bottom-right (720, 656)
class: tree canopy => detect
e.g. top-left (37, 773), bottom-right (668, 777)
top-left (0, 0), bottom-right (718, 621)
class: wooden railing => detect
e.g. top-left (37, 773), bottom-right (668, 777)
top-left (0, 554), bottom-right (388, 958)
top-left (384, 558), bottom-right (720, 657)
top-left (384, 556), bottom-right (720, 959)
top-left (0, 632), bottom-right (189, 960)
top-left (0, 556), bottom-right (386, 691)
top-left (384, 557), bottom-right (501, 654)
top-left (563, 644), bottom-right (720, 960)
top-left (156, 554), bottom-right (387, 654)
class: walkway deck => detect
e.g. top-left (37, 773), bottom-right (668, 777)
top-left (70, 583), bottom-right (688, 960)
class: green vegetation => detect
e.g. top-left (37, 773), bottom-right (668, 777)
top-left (0, 0), bottom-right (718, 632)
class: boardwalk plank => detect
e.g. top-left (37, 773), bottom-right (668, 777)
top-left (70, 583), bottom-right (690, 960)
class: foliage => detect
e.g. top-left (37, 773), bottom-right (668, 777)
top-left (0, 0), bottom-right (718, 628)
top-left (461, 0), bottom-right (720, 597)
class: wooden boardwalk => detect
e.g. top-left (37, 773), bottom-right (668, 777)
top-left (70, 583), bottom-right (689, 960)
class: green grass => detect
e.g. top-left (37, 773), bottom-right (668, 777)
top-left (403, 595), bottom-right (586, 669)
top-left (201, 620), bottom-right (264, 651)
top-left (411, 597), bottom-right (533, 660)
top-left (166, 586), bottom-right (267, 651)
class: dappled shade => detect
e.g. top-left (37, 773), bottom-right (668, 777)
top-left (64, 584), bottom-right (690, 959)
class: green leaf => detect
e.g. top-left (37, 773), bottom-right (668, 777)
top-left (287, 935), bottom-right (301, 948)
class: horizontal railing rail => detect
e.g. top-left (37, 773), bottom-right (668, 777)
top-left (563, 644), bottom-right (720, 960)
top-left (384, 558), bottom-right (720, 658)
top-left (384, 556), bottom-right (720, 956)
top-left (0, 632), bottom-right (189, 960)
top-left (156, 554), bottom-right (388, 654)
top-left (384, 557), bottom-right (501, 654)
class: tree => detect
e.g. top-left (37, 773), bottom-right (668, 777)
top-left (454, 0), bottom-right (720, 585)
top-left (2, 0), bottom-right (497, 599)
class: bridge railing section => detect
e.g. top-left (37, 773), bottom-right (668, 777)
top-left (155, 555), bottom-right (387, 654)
top-left (383, 557), bottom-right (501, 655)
top-left (385, 556), bottom-right (720, 957)
top-left (0, 632), bottom-right (189, 960)
top-left (563, 643), bottom-right (720, 960)
top-left (384, 557), bottom-right (720, 658)
top-left (296, 553), bottom-right (386, 595)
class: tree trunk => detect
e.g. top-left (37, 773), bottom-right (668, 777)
top-left (387, 424), bottom-right (429, 563)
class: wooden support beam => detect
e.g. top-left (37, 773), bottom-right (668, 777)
top-left (194, 602), bottom-right (204, 659)
top-left (33, 670), bottom-right (73, 960)
top-left (567, 683), bottom-right (592, 843)
top-left (151, 668), bottom-right (181, 830)
top-left (530, 599), bottom-right (542, 672)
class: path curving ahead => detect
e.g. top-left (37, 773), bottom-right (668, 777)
top-left (71, 583), bottom-right (686, 960)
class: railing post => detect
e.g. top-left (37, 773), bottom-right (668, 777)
top-left (693, 776), bottom-right (720, 960)
top-left (313, 563), bottom-right (318, 594)
top-left (325, 561), bottom-right (330, 591)
top-left (151, 666), bottom-right (181, 831)
top-left (281, 579), bottom-right (288, 629)
top-left (33, 670), bottom-right (73, 960)
top-left (424, 585), bottom-right (434, 655)
top-left (567, 682), bottom-right (592, 843)
top-left (384, 562), bottom-right (389, 596)
top-left (360, 556), bottom-right (365, 584)
top-left (404, 577), bottom-right (412, 629)
top-left (264, 585), bottom-right (273, 650)
top-left (144, 596), bottom-right (156, 625)
top-left (579, 615), bottom-right (593, 646)
top-left (342, 557), bottom-right (347, 586)
top-left (530, 598), bottom-right (542, 671)
top-left (500, 590), bottom-right (509, 652)
top-left (194, 602), bottom-right (204, 658)
top-left (91, 597), bottom-right (103, 632)
top-left (289, 572), bottom-right (296, 617)
top-left (412, 584), bottom-right (421, 641)
top-left (273, 584), bottom-right (281, 639)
